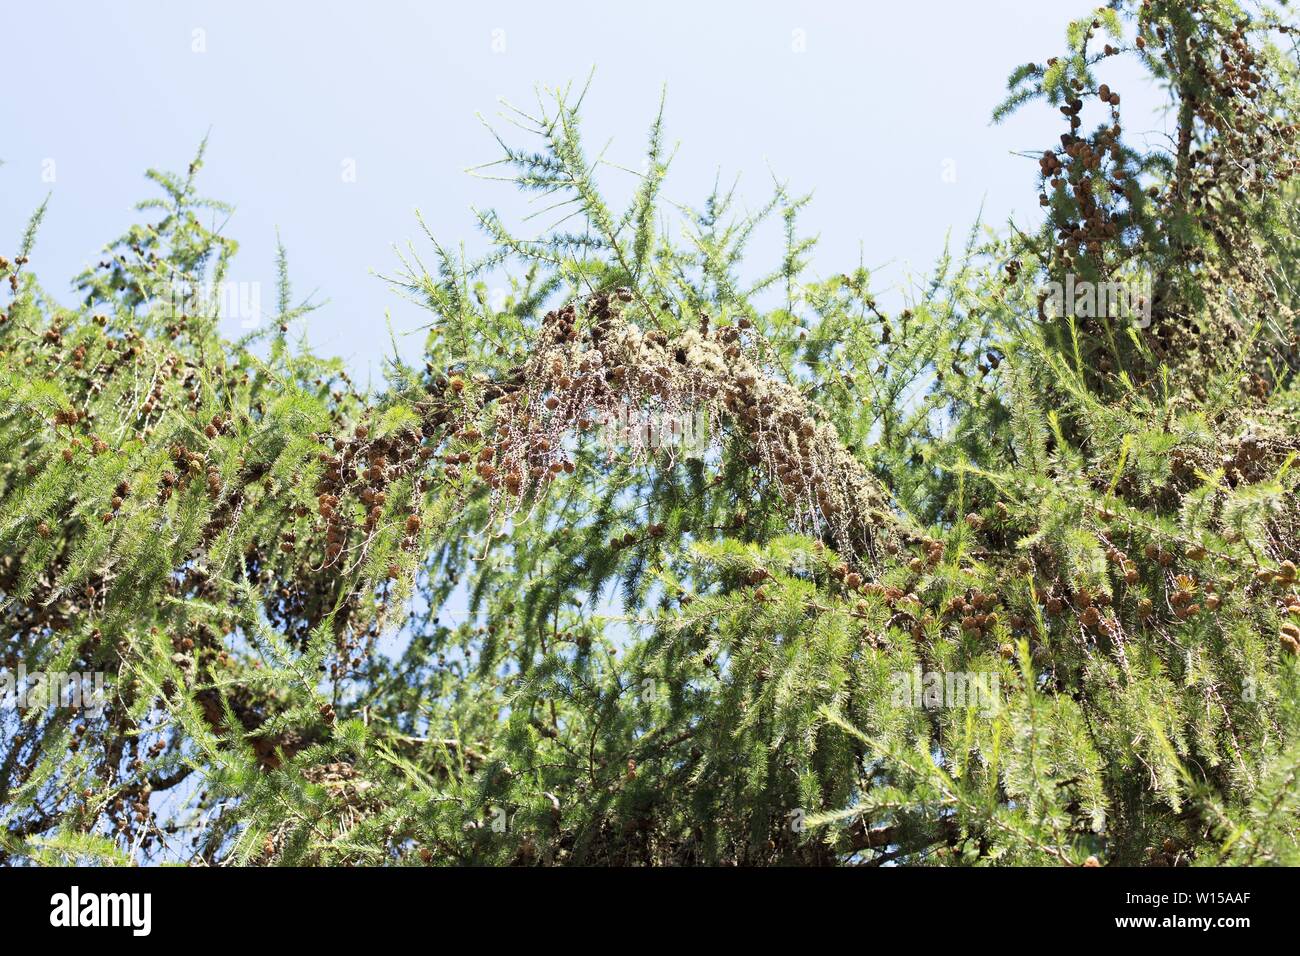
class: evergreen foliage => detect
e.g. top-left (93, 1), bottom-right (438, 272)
top-left (3, 0), bottom-right (1300, 866)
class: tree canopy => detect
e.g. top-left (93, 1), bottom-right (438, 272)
top-left (3, 0), bottom-right (1300, 866)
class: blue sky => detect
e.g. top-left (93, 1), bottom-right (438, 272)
top-left (1, 1), bottom-right (1170, 382)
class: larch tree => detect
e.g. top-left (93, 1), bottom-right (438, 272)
top-left (2, 0), bottom-right (1300, 866)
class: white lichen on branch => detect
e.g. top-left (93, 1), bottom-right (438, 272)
top-left (464, 288), bottom-right (901, 566)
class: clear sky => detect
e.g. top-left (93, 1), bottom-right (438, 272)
top-left (1, 0), bottom-right (1168, 382)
